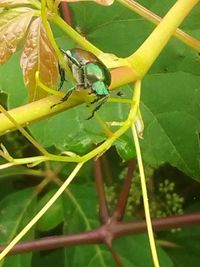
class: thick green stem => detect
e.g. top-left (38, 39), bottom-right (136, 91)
top-left (0, 81), bottom-right (141, 166)
top-left (0, 93), bottom-right (84, 136)
top-left (128, 0), bottom-right (200, 77)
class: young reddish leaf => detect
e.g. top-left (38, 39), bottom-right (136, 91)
top-left (0, 8), bottom-right (34, 64)
top-left (20, 17), bottom-right (58, 101)
top-left (0, 0), bottom-right (35, 7)
top-left (59, 0), bottom-right (114, 6)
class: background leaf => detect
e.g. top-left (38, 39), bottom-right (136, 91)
top-left (140, 72), bottom-right (200, 180)
top-left (0, 51), bottom-right (27, 108)
top-left (160, 226), bottom-right (200, 267)
top-left (0, 188), bottom-right (36, 267)
top-left (36, 189), bottom-right (64, 232)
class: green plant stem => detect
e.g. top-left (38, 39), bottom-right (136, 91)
top-left (132, 125), bottom-right (160, 267)
top-left (29, 0), bottom-right (41, 9)
top-left (0, 82), bottom-right (141, 167)
top-left (128, 0), bottom-right (200, 77)
top-left (0, 94), bottom-right (82, 136)
top-left (0, 105), bottom-right (49, 156)
top-left (52, 14), bottom-right (102, 56)
top-left (118, 0), bottom-right (200, 52)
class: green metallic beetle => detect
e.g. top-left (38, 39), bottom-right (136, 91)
top-left (55, 48), bottom-right (111, 118)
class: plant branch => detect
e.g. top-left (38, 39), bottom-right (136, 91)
top-left (107, 242), bottom-right (124, 267)
top-left (113, 160), bottom-right (136, 221)
top-left (0, 105), bottom-right (49, 156)
top-left (60, 2), bottom-right (73, 26)
top-left (101, 154), bottom-right (113, 183)
top-left (93, 158), bottom-right (110, 224)
top-left (1, 212), bottom-right (200, 255)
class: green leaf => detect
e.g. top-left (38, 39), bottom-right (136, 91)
top-left (29, 105), bottom-right (100, 154)
top-left (161, 226), bottom-right (200, 267)
top-left (145, 0), bottom-right (200, 30)
top-left (32, 248), bottom-right (65, 267)
top-left (140, 72), bottom-right (200, 180)
top-left (114, 235), bottom-right (174, 267)
top-left (115, 132), bottom-right (136, 161)
top-left (69, 1), bottom-right (154, 56)
top-left (37, 189), bottom-right (64, 232)
top-left (0, 188), bottom-right (36, 267)
top-left (150, 30), bottom-right (200, 76)
top-left (0, 165), bottom-right (31, 180)
top-left (61, 184), bottom-right (114, 267)
top-left (0, 51), bottom-right (27, 108)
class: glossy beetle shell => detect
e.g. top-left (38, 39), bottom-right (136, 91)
top-left (66, 48), bottom-right (111, 87)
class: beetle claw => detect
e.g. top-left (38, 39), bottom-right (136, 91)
top-left (50, 87), bottom-right (76, 109)
top-left (86, 95), bottom-right (109, 119)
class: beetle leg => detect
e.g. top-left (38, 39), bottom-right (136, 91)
top-left (61, 49), bottom-right (82, 68)
top-left (87, 95), bottom-right (109, 120)
top-left (61, 86), bottom-right (76, 102)
top-left (51, 86), bottom-right (77, 109)
top-left (116, 91), bottom-right (124, 97)
top-left (90, 93), bottom-right (108, 105)
top-left (57, 63), bottom-right (66, 90)
top-left (90, 97), bottom-right (100, 105)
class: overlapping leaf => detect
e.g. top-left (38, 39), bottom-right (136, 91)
top-left (0, 7), bottom-right (34, 64)
top-left (20, 17), bottom-right (58, 101)
top-left (0, 2), bottom-right (58, 101)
